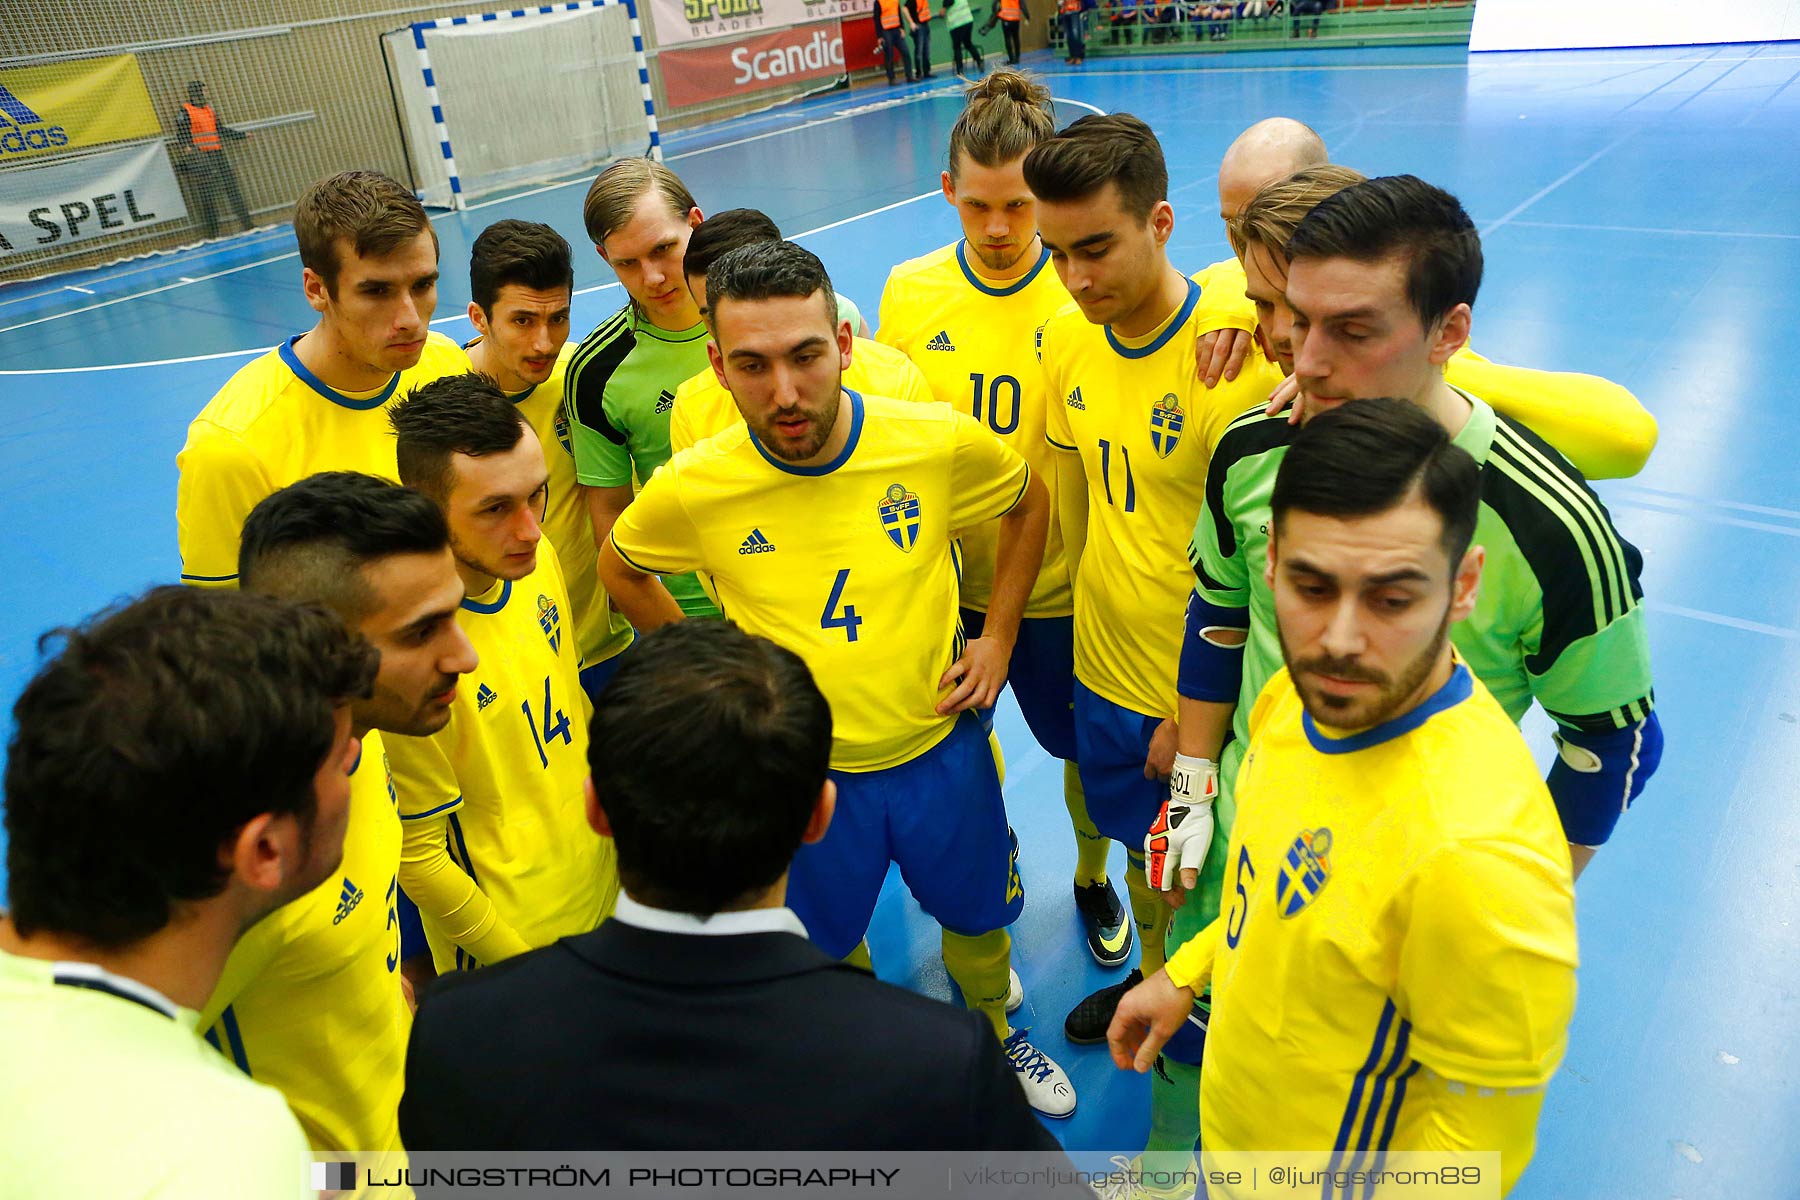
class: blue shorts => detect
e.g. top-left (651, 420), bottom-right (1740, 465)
top-left (1072, 680), bottom-right (1164, 849)
top-left (397, 887), bottom-right (428, 962)
top-left (577, 636), bottom-right (636, 707)
top-left (960, 608), bottom-right (1078, 762)
top-left (786, 710), bottom-right (1024, 959)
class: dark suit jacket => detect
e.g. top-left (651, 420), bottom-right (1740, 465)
top-left (400, 919), bottom-right (1064, 1152)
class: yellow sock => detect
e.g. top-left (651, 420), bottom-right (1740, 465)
top-left (941, 927), bottom-right (1012, 1038)
top-left (987, 728), bottom-right (1006, 787)
top-left (1064, 761), bottom-right (1111, 886)
top-left (1126, 856), bottom-right (1171, 976)
top-left (843, 940), bottom-right (874, 973)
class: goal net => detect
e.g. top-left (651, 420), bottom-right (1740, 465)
top-left (383, 0), bottom-right (660, 211)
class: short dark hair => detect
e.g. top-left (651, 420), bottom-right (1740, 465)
top-left (703, 240), bottom-right (835, 331)
top-left (1022, 112), bottom-right (1168, 220)
top-left (186, 80), bottom-right (206, 103)
top-left (469, 220), bottom-right (574, 315)
top-left (239, 472), bottom-right (451, 620)
top-left (390, 373), bottom-right (528, 501)
top-left (294, 170), bottom-right (436, 294)
top-left (1272, 398), bottom-right (1481, 566)
top-left (588, 621), bottom-right (831, 916)
top-left (682, 208), bottom-right (782, 280)
top-left (1284, 174), bottom-right (1484, 329)
top-left (4, 587), bottom-right (377, 947)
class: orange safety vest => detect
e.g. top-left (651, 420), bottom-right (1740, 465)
top-left (998, 0), bottom-right (1021, 20)
top-left (183, 103), bottom-right (222, 152)
top-left (1058, 0), bottom-right (1080, 13)
top-left (879, 0), bottom-right (903, 26)
top-left (916, 0), bottom-right (933, 18)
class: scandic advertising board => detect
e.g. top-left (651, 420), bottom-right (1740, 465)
top-left (661, 21), bottom-right (863, 107)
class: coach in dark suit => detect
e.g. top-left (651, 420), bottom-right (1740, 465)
top-left (400, 620), bottom-right (1061, 1153)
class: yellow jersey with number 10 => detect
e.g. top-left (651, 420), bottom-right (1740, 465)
top-left (612, 391), bottom-right (1032, 772)
top-left (1040, 276), bottom-right (1280, 719)
top-left (387, 545), bottom-right (617, 973)
top-left (878, 240), bottom-right (1074, 618)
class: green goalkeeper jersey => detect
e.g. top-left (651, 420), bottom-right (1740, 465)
top-left (1190, 390), bottom-right (1656, 796)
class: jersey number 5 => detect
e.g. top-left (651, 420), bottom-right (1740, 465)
top-left (521, 676), bottom-right (573, 769)
top-left (1224, 845), bottom-right (1255, 949)
top-left (821, 568), bottom-right (863, 642)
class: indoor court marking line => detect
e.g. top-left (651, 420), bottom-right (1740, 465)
top-left (1479, 132), bottom-right (1633, 236)
top-left (0, 229), bottom-right (299, 312)
top-left (1610, 484), bottom-right (1800, 524)
top-left (1510, 220), bottom-right (1800, 240)
top-left (1644, 601), bottom-right (1800, 640)
top-left (1608, 496), bottom-right (1800, 540)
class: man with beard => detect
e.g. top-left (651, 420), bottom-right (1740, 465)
top-left (598, 240), bottom-right (1078, 1118)
top-left (387, 375), bottom-right (619, 975)
top-left (1111, 399), bottom-right (1579, 1197)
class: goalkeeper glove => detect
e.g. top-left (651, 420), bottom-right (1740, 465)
top-left (1146, 753), bottom-right (1217, 892)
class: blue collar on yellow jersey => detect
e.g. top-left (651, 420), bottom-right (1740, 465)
top-left (462, 334), bottom-right (539, 403)
top-left (747, 388), bottom-right (865, 477)
top-left (461, 578), bottom-right (513, 615)
top-left (1302, 661), bottom-right (1473, 755)
top-left (957, 240), bottom-right (1052, 297)
top-left (279, 334), bottom-right (400, 410)
top-left (1104, 276), bottom-right (1200, 360)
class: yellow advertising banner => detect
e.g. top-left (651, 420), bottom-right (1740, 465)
top-left (0, 55), bottom-right (162, 161)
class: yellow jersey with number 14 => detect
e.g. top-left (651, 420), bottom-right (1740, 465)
top-left (612, 391), bottom-right (1031, 772)
top-left (176, 332), bottom-right (469, 586)
top-left (1166, 664), bottom-right (1576, 1190)
top-left (877, 240), bottom-right (1074, 618)
top-left (387, 544), bottom-right (617, 973)
top-left (1040, 276), bottom-right (1280, 719)
top-left (199, 732), bottom-right (409, 1161)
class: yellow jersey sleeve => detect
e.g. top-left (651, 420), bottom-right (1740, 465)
top-left (176, 423), bottom-right (274, 587)
top-left (1397, 838), bottom-right (1578, 1091)
top-left (609, 453), bottom-right (705, 575)
top-left (1445, 346), bottom-right (1657, 480)
top-left (1404, 1070), bottom-right (1549, 1195)
top-left (1189, 257), bottom-right (1259, 336)
top-left (1164, 918), bottom-right (1221, 991)
top-left (948, 409), bottom-right (1032, 530)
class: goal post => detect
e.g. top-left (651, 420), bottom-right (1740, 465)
top-left (387, 0), bottom-right (661, 211)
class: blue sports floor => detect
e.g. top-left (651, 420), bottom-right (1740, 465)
top-left (3, 41), bottom-right (1799, 1199)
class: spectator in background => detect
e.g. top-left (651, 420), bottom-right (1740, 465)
top-left (945, 0), bottom-right (986, 74)
top-left (178, 81), bottom-right (253, 239)
top-left (982, 0), bottom-right (1029, 64)
top-left (875, 0), bottom-right (917, 84)
top-left (908, 0), bottom-right (939, 80)
top-left (1058, 0), bottom-right (1088, 63)
top-left (1106, 0), bottom-right (1138, 44)
top-left (1291, 0), bottom-right (1330, 37)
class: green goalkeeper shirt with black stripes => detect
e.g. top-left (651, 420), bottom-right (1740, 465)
top-left (1189, 389), bottom-right (1655, 796)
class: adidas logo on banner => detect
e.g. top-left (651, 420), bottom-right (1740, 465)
top-left (738, 528), bottom-right (777, 555)
top-left (476, 683), bottom-right (498, 711)
top-left (654, 389), bottom-right (675, 414)
top-left (332, 877), bottom-right (365, 925)
top-left (926, 331), bottom-right (956, 352)
top-left (1066, 387), bottom-right (1086, 410)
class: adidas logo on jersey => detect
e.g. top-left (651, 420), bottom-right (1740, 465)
top-left (332, 877), bottom-right (364, 925)
top-left (1066, 387), bottom-right (1086, 410)
top-left (926, 331), bottom-right (956, 352)
top-left (654, 389), bottom-right (675, 414)
top-left (476, 683), bottom-right (499, 711)
top-left (738, 528), bottom-right (777, 555)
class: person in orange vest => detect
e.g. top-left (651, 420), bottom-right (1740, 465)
top-left (1058, 0), bottom-right (1087, 63)
top-left (872, 0), bottom-right (917, 84)
top-left (907, 0), bottom-right (939, 80)
top-left (980, 0), bottom-right (1030, 64)
top-left (178, 81), bottom-right (253, 239)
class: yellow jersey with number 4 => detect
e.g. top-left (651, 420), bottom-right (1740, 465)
top-left (612, 391), bottom-right (1031, 772)
top-left (1040, 277), bottom-right (1281, 718)
top-left (176, 332), bottom-right (469, 587)
top-left (878, 240), bottom-right (1075, 618)
top-left (387, 544), bottom-right (616, 973)
top-left (198, 732), bottom-right (410, 1159)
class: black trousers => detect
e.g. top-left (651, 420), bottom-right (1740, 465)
top-left (191, 152), bottom-right (251, 237)
top-left (912, 20), bottom-right (933, 76)
top-left (1000, 18), bottom-right (1021, 61)
top-left (880, 25), bottom-right (914, 80)
top-left (950, 23), bottom-right (984, 72)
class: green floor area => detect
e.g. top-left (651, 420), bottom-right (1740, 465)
top-left (1059, 2), bottom-right (1473, 56)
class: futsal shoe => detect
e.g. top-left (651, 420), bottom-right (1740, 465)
top-left (1074, 878), bottom-right (1133, 966)
top-left (1094, 1155), bottom-right (1198, 1200)
top-left (1064, 967), bottom-right (1141, 1043)
top-left (1002, 1030), bottom-right (1076, 1117)
top-left (1007, 968), bottom-right (1024, 1014)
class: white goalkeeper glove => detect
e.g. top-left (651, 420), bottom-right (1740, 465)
top-left (1146, 753), bottom-right (1217, 893)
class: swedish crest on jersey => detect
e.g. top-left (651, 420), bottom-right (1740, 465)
top-left (1150, 392), bottom-right (1185, 459)
top-left (1276, 827), bottom-right (1332, 918)
top-left (877, 483), bottom-right (922, 553)
top-left (537, 593), bottom-right (562, 653)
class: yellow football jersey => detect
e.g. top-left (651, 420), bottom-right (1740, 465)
top-left (1166, 664), bottom-right (1577, 1179)
top-left (472, 338), bottom-right (632, 669)
top-left (666, 336), bottom-right (934, 455)
top-left (176, 332), bottom-right (469, 586)
top-left (612, 391), bottom-right (1032, 772)
top-left (199, 732), bottom-right (409, 1157)
top-left (387, 544), bottom-right (617, 973)
top-left (1040, 277), bottom-right (1282, 718)
top-left (877, 241), bottom-right (1074, 618)
top-left (1188, 256), bottom-right (1261, 339)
